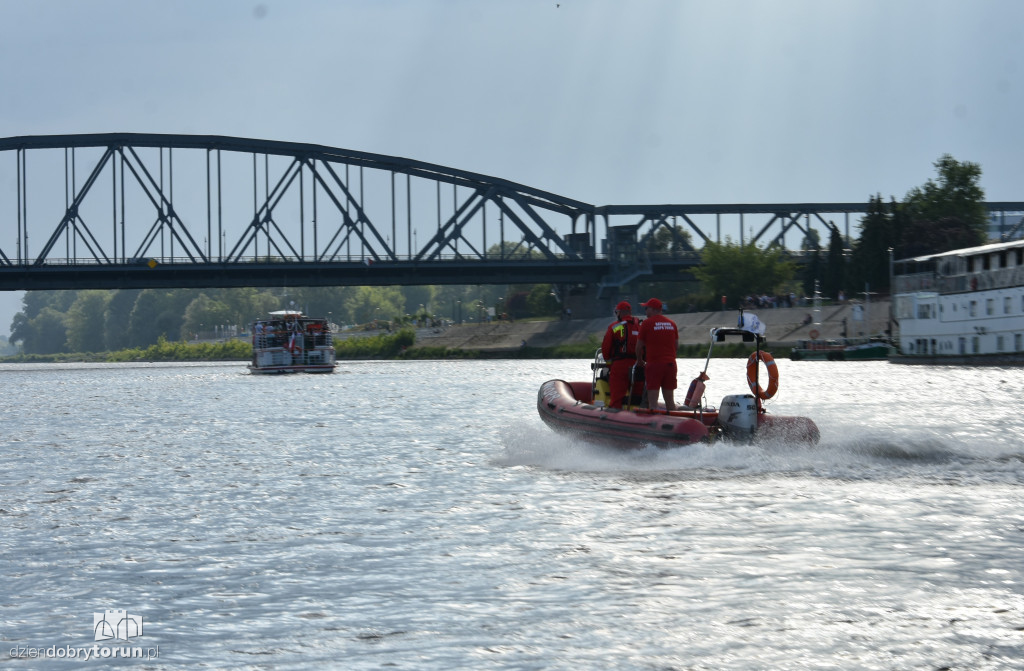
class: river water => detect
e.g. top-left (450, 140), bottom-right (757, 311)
top-left (2, 358), bottom-right (1023, 669)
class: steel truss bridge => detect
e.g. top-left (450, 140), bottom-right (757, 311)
top-left (1, 133), bottom-right (1021, 294)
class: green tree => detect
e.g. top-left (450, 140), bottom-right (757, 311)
top-left (692, 240), bottom-right (796, 308)
top-left (226, 288), bottom-right (282, 326)
top-left (11, 307), bottom-right (68, 354)
top-left (822, 227), bottom-right (848, 300)
top-left (20, 290), bottom-right (77, 320)
top-left (799, 228), bottom-right (824, 297)
top-left (127, 290), bottom-right (193, 346)
top-left (64, 291), bottom-right (111, 352)
top-left (643, 223), bottom-right (694, 256)
top-left (526, 284), bottom-right (561, 317)
top-left (104, 289), bottom-right (141, 350)
top-left (181, 293), bottom-right (235, 339)
top-left (267, 287), bottom-right (353, 323)
top-left (343, 286), bottom-right (405, 324)
top-left (400, 285), bottom-right (437, 318)
top-left (849, 195), bottom-right (900, 293)
top-left (900, 154), bottom-right (986, 256)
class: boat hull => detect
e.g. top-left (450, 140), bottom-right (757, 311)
top-left (538, 380), bottom-right (710, 447)
top-left (247, 363), bottom-right (337, 374)
top-left (537, 379), bottom-right (819, 448)
top-left (790, 341), bottom-right (895, 361)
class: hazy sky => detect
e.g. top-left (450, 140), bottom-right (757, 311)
top-left (1, 0), bottom-right (1022, 334)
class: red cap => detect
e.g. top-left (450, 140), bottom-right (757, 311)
top-left (641, 298), bottom-right (663, 310)
top-left (614, 301), bottom-right (632, 312)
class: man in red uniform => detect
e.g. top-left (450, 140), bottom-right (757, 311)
top-left (636, 297), bottom-right (679, 412)
top-left (600, 301), bottom-right (642, 408)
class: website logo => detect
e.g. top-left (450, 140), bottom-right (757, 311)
top-left (93, 610), bottom-right (143, 642)
top-left (9, 609), bottom-right (158, 662)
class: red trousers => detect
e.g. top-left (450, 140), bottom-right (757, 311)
top-left (645, 360), bottom-right (678, 391)
top-left (608, 359), bottom-right (644, 408)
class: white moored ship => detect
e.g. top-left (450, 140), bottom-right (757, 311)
top-left (892, 239), bottom-right (1024, 362)
top-left (249, 310), bottom-right (337, 374)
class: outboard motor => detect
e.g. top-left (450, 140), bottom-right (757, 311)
top-left (719, 394), bottom-right (758, 440)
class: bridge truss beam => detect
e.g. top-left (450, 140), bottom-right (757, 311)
top-left (1, 133), bottom-right (1022, 292)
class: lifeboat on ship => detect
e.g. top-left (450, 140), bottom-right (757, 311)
top-left (537, 324), bottom-right (819, 448)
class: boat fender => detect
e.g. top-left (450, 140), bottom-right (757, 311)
top-left (746, 351), bottom-right (779, 400)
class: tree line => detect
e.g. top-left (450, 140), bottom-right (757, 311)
top-left (9, 283), bottom-right (543, 355)
top-left (8, 238), bottom-right (588, 355)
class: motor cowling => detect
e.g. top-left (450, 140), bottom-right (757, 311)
top-left (719, 394), bottom-right (758, 440)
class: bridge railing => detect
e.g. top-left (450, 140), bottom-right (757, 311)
top-left (9, 246), bottom-right (809, 268)
top-left (18, 252), bottom-right (620, 266)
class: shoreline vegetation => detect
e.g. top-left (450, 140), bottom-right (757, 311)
top-left (0, 328), bottom-right (789, 364)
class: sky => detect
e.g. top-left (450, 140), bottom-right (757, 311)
top-left (1, 0), bottom-right (1022, 335)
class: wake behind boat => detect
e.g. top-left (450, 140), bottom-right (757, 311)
top-left (249, 310), bottom-right (337, 374)
top-left (537, 320), bottom-right (819, 448)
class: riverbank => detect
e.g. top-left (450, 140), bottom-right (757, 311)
top-left (409, 302), bottom-right (893, 354)
top-left (0, 302), bottom-right (891, 363)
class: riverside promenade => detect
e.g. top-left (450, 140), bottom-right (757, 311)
top-left (410, 301), bottom-right (893, 353)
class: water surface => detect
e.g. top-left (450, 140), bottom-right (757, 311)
top-left (3, 359), bottom-right (1023, 669)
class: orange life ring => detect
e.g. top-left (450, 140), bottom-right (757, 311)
top-left (746, 351), bottom-right (779, 400)
top-left (808, 329), bottom-right (820, 339)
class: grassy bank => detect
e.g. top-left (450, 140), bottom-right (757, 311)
top-left (336, 329), bottom-right (415, 359)
top-left (1, 337), bottom-right (253, 363)
top-left (1, 329), bottom-right (791, 364)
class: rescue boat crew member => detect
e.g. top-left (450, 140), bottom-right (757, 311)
top-left (600, 301), bottom-right (642, 409)
top-left (636, 297), bottom-right (679, 412)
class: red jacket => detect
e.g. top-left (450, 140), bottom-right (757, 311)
top-left (638, 314), bottom-right (678, 364)
top-left (601, 316), bottom-right (640, 361)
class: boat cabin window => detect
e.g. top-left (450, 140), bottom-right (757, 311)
top-left (970, 300), bottom-right (977, 317)
top-left (1006, 296), bottom-right (1013, 314)
top-left (999, 251), bottom-right (1007, 268)
top-left (1017, 248), bottom-right (1023, 266)
top-left (986, 298), bottom-right (995, 315)
top-left (983, 255), bottom-right (991, 271)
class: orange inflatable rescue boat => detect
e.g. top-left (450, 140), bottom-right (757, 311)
top-left (537, 324), bottom-right (819, 448)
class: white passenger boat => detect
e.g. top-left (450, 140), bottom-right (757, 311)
top-left (249, 310), bottom-right (337, 374)
top-left (892, 239), bottom-right (1024, 363)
